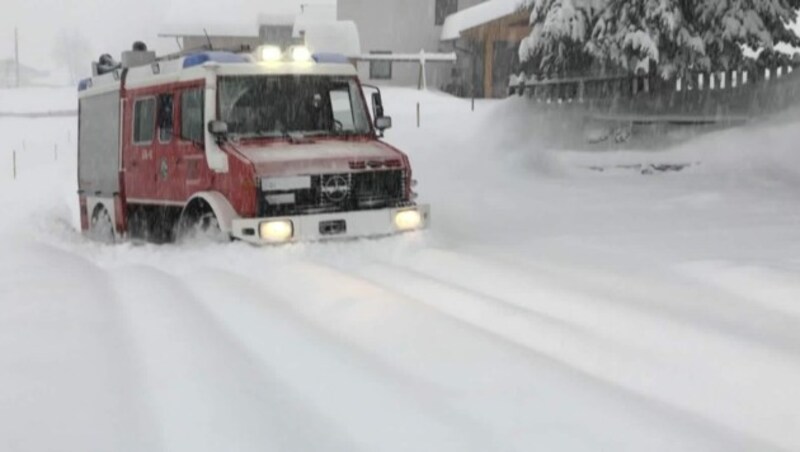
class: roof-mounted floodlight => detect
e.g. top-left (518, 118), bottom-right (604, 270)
top-left (290, 46), bottom-right (312, 63)
top-left (259, 45), bottom-right (283, 62)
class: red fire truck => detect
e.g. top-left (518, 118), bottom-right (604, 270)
top-left (77, 44), bottom-right (429, 244)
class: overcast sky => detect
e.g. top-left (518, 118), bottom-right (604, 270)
top-left (2, 0), bottom-right (335, 71)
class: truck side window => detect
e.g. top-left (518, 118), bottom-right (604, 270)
top-left (181, 88), bottom-right (204, 143)
top-left (133, 97), bottom-right (156, 144)
top-left (330, 89), bottom-right (355, 130)
top-left (158, 94), bottom-right (174, 143)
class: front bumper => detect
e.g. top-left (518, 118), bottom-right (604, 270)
top-left (231, 205), bottom-right (430, 245)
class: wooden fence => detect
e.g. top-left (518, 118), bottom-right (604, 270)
top-left (508, 65), bottom-right (800, 124)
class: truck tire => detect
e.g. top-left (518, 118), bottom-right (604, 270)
top-left (127, 206), bottom-right (179, 244)
top-left (89, 205), bottom-right (115, 244)
top-left (176, 201), bottom-right (229, 243)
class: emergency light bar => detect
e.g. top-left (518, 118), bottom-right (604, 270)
top-left (182, 51), bottom-right (250, 69)
top-left (255, 45), bottom-right (317, 63)
top-left (260, 46), bottom-right (282, 62)
top-left (290, 46), bottom-right (312, 62)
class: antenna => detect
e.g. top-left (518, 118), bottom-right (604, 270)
top-left (203, 28), bottom-right (213, 50)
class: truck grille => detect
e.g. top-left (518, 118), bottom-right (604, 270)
top-left (260, 170), bottom-right (408, 217)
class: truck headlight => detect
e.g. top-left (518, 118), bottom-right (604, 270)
top-left (394, 210), bottom-right (422, 231)
top-left (260, 220), bottom-right (294, 242)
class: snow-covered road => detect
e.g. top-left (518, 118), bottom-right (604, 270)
top-left (1, 87), bottom-right (799, 452)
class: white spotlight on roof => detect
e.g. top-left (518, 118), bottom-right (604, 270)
top-left (259, 45), bottom-right (282, 62)
top-left (290, 46), bottom-right (312, 62)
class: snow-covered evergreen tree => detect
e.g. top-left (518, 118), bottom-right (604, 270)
top-left (518, 0), bottom-right (607, 76)
top-left (519, 0), bottom-right (800, 78)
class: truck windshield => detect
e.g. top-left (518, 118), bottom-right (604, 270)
top-left (219, 75), bottom-right (372, 139)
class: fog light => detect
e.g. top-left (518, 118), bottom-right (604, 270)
top-left (260, 220), bottom-right (294, 242)
top-left (394, 210), bottom-right (422, 231)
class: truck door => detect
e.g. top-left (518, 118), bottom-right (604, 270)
top-left (175, 86), bottom-right (207, 200)
top-left (154, 92), bottom-right (182, 202)
top-left (126, 96), bottom-right (158, 202)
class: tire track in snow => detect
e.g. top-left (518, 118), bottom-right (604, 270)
top-left (0, 242), bottom-right (160, 452)
top-left (222, 259), bottom-right (775, 452)
top-left (468, 246), bottom-right (800, 354)
top-left (353, 248), bottom-right (799, 451)
top-left (174, 266), bottom-right (496, 452)
top-left (677, 262), bottom-right (800, 320)
top-left (108, 264), bottom-right (361, 452)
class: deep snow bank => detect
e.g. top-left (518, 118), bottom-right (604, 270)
top-left (380, 88), bottom-right (800, 253)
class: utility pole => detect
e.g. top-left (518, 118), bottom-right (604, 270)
top-left (14, 27), bottom-right (20, 88)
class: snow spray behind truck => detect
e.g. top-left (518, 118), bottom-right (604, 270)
top-left (77, 44), bottom-right (429, 244)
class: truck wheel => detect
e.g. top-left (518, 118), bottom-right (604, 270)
top-left (89, 205), bottom-right (115, 244)
top-left (176, 202), bottom-right (228, 243)
top-left (196, 212), bottom-right (222, 237)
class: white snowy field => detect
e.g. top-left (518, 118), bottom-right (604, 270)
top-left (1, 86), bottom-right (800, 452)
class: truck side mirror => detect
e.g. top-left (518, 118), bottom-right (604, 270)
top-left (375, 116), bottom-right (392, 133)
top-left (372, 92), bottom-right (385, 119)
top-left (207, 120), bottom-right (228, 139)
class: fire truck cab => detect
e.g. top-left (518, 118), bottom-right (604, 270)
top-left (78, 45), bottom-right (429, 244)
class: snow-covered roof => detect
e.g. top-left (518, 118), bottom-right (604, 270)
top-left (441, 0), bottom-right (524, 41)
top-left (80, 50), bottom-right (357, 97)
